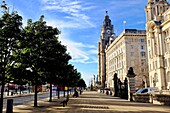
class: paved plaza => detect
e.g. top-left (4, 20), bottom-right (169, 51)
top-left (3, 91), bottom-right (170, 113)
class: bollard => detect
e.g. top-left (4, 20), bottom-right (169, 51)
top-left (6, 99), bottom-right (13, 113)
top-left (63, 102), bottom-right (65, 107)
top-left (11, 92), bottom-right (13, 96)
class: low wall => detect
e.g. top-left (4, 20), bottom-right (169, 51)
top-left (153, 94), bottom-right (170, 105)
top-left (133, 94), bottom-right (152, 103)
top-left (133, 93), bottom-right (170, 106)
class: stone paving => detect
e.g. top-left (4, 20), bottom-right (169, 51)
top-left (3, 91), bottom-right (170, 113)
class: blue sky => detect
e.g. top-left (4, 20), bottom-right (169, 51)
top-left (3, 0), bottom-right (163, 86)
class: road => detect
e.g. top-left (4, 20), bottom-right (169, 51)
top-left (3, 91), bottom-right (68, 109)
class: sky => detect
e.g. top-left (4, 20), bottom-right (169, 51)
top-left (3, 0), bottom-right (167, 86)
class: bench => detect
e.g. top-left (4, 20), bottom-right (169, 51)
top-left (13, 92), bottom-right (18, 95)
top-left (22, 91), bottom-right (28, 94)
top-left (60, 95), bottom-right (69, 107)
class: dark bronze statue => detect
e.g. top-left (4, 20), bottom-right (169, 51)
top-left (127, 67), bottom-right (136, 77)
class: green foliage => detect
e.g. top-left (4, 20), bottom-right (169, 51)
top-left (77, 78), bottom-right (87, 88)
top-left (0, 3), bottom-right (82, 88)
top-left (0, 10), bottom-right (22, 84)
top-left (0, 3), bottom-right (23, 111)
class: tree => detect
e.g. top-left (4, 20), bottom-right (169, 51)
top-left (77, 79), bottom-right (86, 89)
top-left (13, 16), bottom-right (47, 107)
top-left (0, 2), bottom-right (22, 112)
top-left (39, 25), bottom-right (71, 101)
top-left (65, 65), bottom-right (81, 88)
top-left (0, 1), bottom-right (81, 109)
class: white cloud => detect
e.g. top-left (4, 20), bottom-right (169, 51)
top-left (41, 0), bottom-right (96, 29)
top-left (45, 17), bottom-right (97, 64)
top-left (45, 18), bottom-right (82, 29)
top-left (88, 49), bottom-right (98, 54)
top-left (81, 71), bottom-right (93, 86)
top-left (127, 21), bottom-right (145, 27)
top-left (57, 32), bottom-right (97, 64)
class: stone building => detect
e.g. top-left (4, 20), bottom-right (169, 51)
top-left (145, 0), bottom-right (170, 90)
top-left (105, 29), bottom-right (149, 90)
top-left (98, 12), bottom-right (149, 90)
top-left (98, 0), bottom-right (170, 92)
top-left (98, 11), bottom-right (116, 88)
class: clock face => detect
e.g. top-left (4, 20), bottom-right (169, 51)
top-left (107, 29), bottom-right (111, 34)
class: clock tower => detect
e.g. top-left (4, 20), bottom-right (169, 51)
top-left (98, 11), bottom-right (115, 88)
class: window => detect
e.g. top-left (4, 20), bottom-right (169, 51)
top-left (140, 39), bottom-right (145, 42)
top-left (154, 74), bottom-right (159, 82)
top-left (148, 40), bottom-right (150, 46)
top-left (140, 52), bottom-right (145, 56)
top-left (155, 61), bottom-right (157, 68)
top-left (150, 64), bottom-right (151, 70)
top-left (165, 59), bottom-right (167, 67)
top-left (141, 59), bottom-right (145, 66)
top-left (169, 44), bottom-right (170, 53)
top-left (141, 68), bottom-right (145, 73)
top-left (141, 45), bottom-right (144, 50)
top-left (141, 89), bottom-right (148, 93)
top-left (132, 38), bottom-right (134, 42)
top-left (168, 75), bottom-right (170, 82)
top-left (168, 72), bottom-right (170, 82)
top-left (149, 51), bottom-right (151, 58)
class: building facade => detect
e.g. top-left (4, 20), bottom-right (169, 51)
top-left (98, 0), bottom-right (170, 92)
top-left (98, 12), bottom-right (149, 90)
top-left (145, 0), bottom-right (170, 90)
top-left (105, 29), bottom-right (149, 90)
top-left (98, 11), bottom-right (116, 88)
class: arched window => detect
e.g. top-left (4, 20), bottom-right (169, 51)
top-left (154, 73), bottom-right (158, 82)
top-left (167, 72), bottom-right (170, 82)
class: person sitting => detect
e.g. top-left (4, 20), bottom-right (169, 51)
top-left (73, 89), bottom-right (79, 97)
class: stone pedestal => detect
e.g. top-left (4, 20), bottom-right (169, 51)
top-left (128, 77), bottom-right (136, 101)
top-left (127, 67), bottom-right (136, 101)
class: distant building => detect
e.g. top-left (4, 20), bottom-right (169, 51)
top-left (105, 29), bottom-right (149, 90)
top-left (145, 0), bottom-right (170, 90)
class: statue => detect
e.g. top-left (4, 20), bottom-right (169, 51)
top-left (113, 73), bottom-right (118, 97)
top-left (127, 67), bottom-right (136, 77)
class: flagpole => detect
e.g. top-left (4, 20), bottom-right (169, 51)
top-left (123, 20), bottom-right (126, 30)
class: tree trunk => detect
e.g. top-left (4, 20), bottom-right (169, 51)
top-left (56, 88), bottom-right (57, 96)
top-left (67, 89), bottom-right (69, 95)
top-left (57, 89), bottom-right (60, 99)
top-left (34, 84), bottom-right (38, 107)
top-left (7, 82), bottom-right (9, 96)
top-left (63, 86), bottom-right (65, 97)
top-left (0, 72), bottom-right (5, 113)
top-left (70, 88), bottom-right (71, 95)
top-left (49, 83), bottom-right (52, 102)
top-left (64, 90), bottom-right (65, 97)
top-left (28, 83), bottom-right (31, 93)
top-left (20, 84), bottom-right (23, 95)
